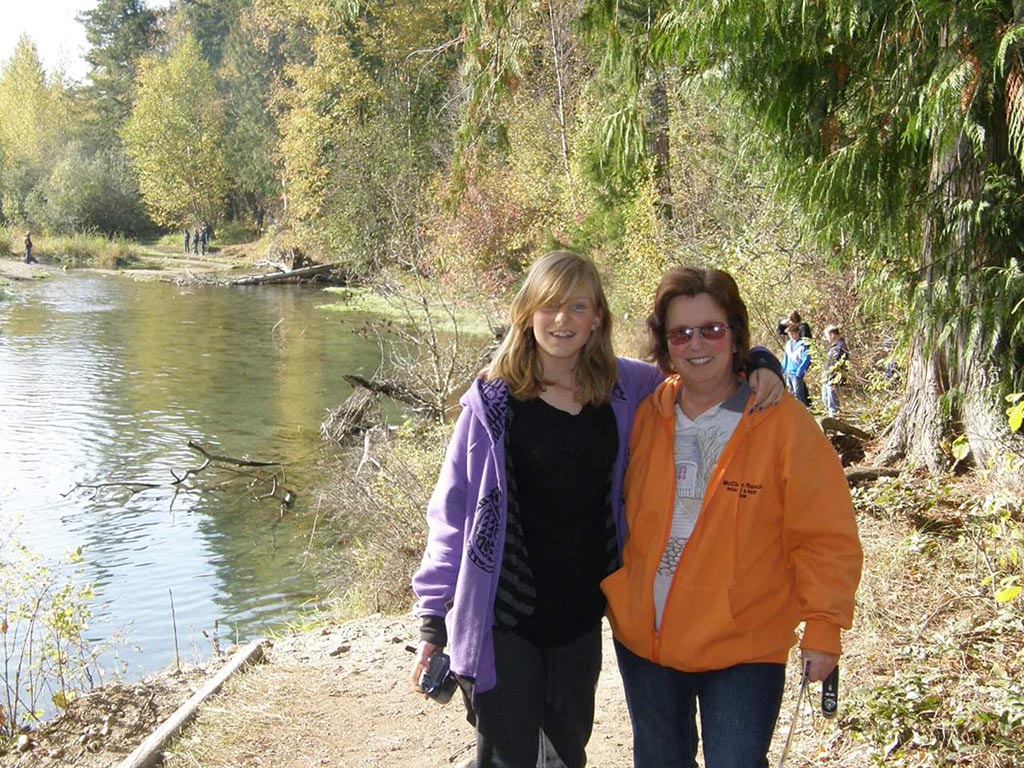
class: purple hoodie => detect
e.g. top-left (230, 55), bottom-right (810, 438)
top-left (411, 357), bottom-right (663, 694)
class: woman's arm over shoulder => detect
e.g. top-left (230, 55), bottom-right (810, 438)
top-left (616, 356), bottom-right (665, 401)
top-left (411, 406), bottom-right (475, 621)
top-left (745, 347), bottom-right (785, 408)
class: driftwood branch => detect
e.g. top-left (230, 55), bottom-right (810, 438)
top-left (186, 440), bottom-right (280, 467)
top-left (62, 481), bottom-right (161, 500)
top-left (230, 263), bottom-right (337, 286)
top-left (342, 374), bottom-right (438, 414)
top-left (65, 441), bottom-right (296, 511)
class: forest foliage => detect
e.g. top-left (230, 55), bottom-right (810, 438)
top-left (0, 0), bottom-right (1021, 544)
top-left (1, 0), bottom-right (1023, 760)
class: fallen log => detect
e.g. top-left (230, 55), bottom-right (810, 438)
top-left (117, 639), bottom-right (268, 768)
top-left (342, 374), bottom-right (439, 417)
top-left (845, 466), bottom-right (900, 485)
top-left (820, 416), bottom-right (873, 440)
top-left (231, 262), bottom-right (338, 286)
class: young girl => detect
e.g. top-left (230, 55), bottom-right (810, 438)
top-left (409, 252), bottom-right (783, 768)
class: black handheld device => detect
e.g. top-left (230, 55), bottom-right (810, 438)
top-left (419, 650), bottom-right (459, 705)
top-left (821, 665), bottom-right (839, 718)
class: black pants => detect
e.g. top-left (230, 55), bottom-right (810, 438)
top-left (473, 624), bottom-right (602, 768)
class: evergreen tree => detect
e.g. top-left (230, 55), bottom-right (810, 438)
top-left (79, 0), bottom-right (160, 142)
top-left (218, 7), bottom-right (282, 228)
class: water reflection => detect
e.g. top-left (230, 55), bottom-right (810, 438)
top-left (0, 273), bottom-right (380, 680)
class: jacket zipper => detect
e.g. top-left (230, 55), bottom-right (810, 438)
top-left (649, 392), bottom-right (754, 664)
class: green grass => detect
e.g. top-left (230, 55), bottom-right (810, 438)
top-left (2, 227), bottom-right (146, 269)
top-left (320, 285), bottom-right (498, 336)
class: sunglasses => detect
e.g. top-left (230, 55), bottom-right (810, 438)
top-left (666, 323), bottom-right (733, 346)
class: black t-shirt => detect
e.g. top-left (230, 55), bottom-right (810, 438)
top-left (507, 396), bottom-right (618, 646)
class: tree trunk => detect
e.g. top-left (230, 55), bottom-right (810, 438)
top-left (547, 0), bottom-right (576, 212)
top-left (878, 334), bottom-right (948, 469)
top-left (879, 127), bottom-right (1024, 483)
top-left (647, 70), bottom-right (673, 221)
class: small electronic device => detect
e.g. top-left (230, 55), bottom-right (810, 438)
top-left (821, 665), bottom-right (839, 718)
top-left (419, 650), bottom-right (458, 705)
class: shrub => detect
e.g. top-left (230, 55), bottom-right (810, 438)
top-left (322, 420), bottom-right (451, 618)
top-left (0, 534), bottom-right (107, 743)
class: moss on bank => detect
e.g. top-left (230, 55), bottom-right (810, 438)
top-left (320, 285), bottom-right (498, 337)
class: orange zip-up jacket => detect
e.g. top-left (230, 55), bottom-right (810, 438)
top-left (602, 377), bottom-right (862, 672)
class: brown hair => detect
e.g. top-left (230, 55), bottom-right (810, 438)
top-left (646, 266), bottom-right (750, 374)
top-left (486, 251), bottom-right (617, 405)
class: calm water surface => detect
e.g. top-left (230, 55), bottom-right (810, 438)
top-left (0, 272), bottom-right (382, 681)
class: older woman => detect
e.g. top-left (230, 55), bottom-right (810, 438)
top-left (602, 267), bottom-right (862, 768)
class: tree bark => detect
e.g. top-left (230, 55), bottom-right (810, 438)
top-left (647, 70), bottom-right (673, 221)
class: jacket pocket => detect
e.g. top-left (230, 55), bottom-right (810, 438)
top-left (602, 565), bottom-right (656, 647)
top-left (655, 586), bottom-right (743, 670)
top-left (728, 558), bottom-right (794, 632)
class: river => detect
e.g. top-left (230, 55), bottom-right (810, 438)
top-left (0, 272), bottom-right (384, 685)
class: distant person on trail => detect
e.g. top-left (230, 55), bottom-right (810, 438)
top-left (200, 223), bottom-right (209, 255)
top-left (822, 325), bottom-right (850, 418)
top-left (408, 251), bottom-right (785, 768)
top-left (783, 322), bottom-right (811, 406)
top-left (184, 229), bottom-right (191, 254)
top-left (192, 229), bottom-right (200, 255)
top-left (776, 310), bottom-right (812, 340)
top-left (23, 232), bottom-right (36, 264)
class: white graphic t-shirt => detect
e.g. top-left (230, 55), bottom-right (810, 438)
top-left (652, 382), bottom-right (748, 630)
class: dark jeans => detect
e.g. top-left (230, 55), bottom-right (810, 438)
top-left (473, 624), bottom-right (602, 768)
top-left (615, 641), bottom-right (785, 768)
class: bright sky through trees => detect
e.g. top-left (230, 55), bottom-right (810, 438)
top-left (0, 0), bottom-right (96, 81)
top-left (0, 0), bottom-right (168, 82)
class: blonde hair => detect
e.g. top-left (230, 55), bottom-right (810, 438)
top-left (486, 251), bottom-right (617, 406)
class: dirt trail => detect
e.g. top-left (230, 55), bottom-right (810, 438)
top-left (163, 614), bottom-right (636, 768)
top-left (4, 611), bottom-right (868, 768)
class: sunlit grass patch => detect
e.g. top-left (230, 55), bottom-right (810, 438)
top-left (1, 227), bottom-right (147, 269)
top-left (320, 285), bottom-right (498, 337)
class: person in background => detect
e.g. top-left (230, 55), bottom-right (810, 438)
top-left (603, 266), bottom-right (862, 768)
top-left (184, 229), bottom-right (191, 254)
top-left (783, 321), bottom-right (811, 406)
top-left (776, 310), bottom-right (811, 340)
top-left (822, 325), bottom-right (849, 418)
top-left (409, 252), bottom-right (785, 768)
top-left (23, 232), bottom-right (36, 264)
